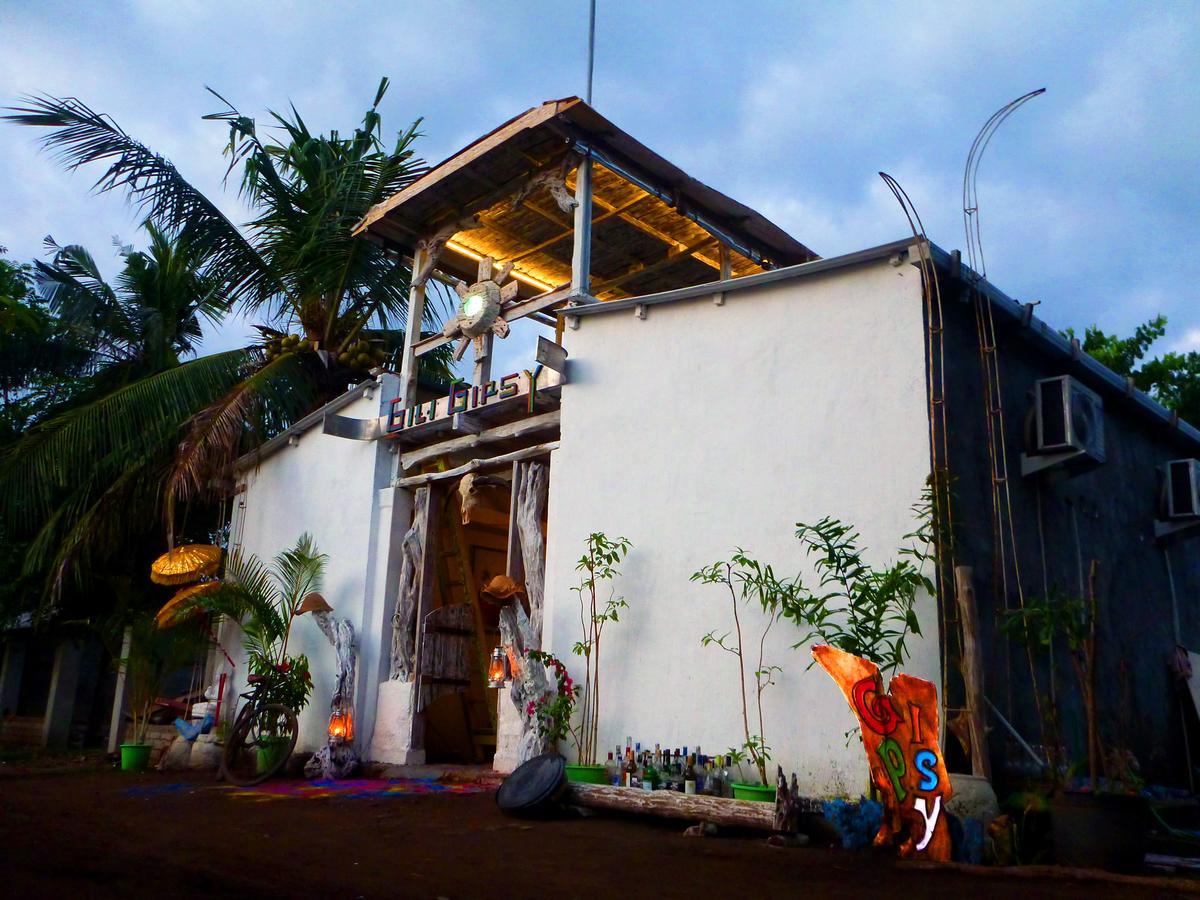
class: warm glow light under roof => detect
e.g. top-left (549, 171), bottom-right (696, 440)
top-left (444, 239), bottom-right (556, 293)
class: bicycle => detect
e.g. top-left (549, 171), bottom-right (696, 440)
top-left (219, 669), bottom-right (299, 786)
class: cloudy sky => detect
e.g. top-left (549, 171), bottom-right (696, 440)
top-left (2, 0), bottom-right (1198, 375)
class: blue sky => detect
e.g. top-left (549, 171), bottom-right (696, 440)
top-left (2, 0), bottom-right (1198, 379)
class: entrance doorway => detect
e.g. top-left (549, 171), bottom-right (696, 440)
top-left (420, 472), bottom-right (513, 763)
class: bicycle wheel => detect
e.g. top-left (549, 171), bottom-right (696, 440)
top-left (219, 702), bottom-right (298, 786)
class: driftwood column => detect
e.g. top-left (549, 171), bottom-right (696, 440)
top-left (954, 565), bottom-right (990, 779)
top-left (389, 486), bottom-right (437, 681)
top-left (514, 460), bottom-right (549, 647)
top-left (497, 458), bottom-right (552, 766)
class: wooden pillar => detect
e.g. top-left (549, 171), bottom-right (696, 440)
top-left (0, 638), bottom-right (25, 718)
top-left (570, 157), bottom-right (593, 298)
top-left (473, 332), bottom-right (494, 388)
top-left (506, 461), bottom-right (525, 588)
top-left (42, 638), bottom-right (82, 748)
top-left (398, 246), bottom-right (429, 408)
top-left (713, 243), bottom-right (732, 306)
top-left (106, 626), bottom-right (132, 754)
top-left (954, 565), bottom-right (991, 779)
top-left (408, 484), bottom-right (442, 751)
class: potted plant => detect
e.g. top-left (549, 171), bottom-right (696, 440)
top-left (692, 550), bottom-right (784, 802)
top-left (526, 650), bottom-right (594, 779)
top-left (120, 613), bottom-right (208, 772)
top-left (187, 534), bottom-right (323, 770)
top-left (567, 532), bottom-right (632, 782)
top-left (1003, 560), bottom-right (1148, 871)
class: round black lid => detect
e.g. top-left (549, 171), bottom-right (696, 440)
top-left (496, 752), bottom-right (566, 817)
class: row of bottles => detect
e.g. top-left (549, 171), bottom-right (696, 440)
top-left (603, 737), bottom-right (740, 797)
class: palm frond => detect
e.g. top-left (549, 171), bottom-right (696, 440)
top-left (5, 95), bottom-right (282, 310)
top-left (166, 351), bottom-right (315, 533)
top-left (0, 349), bottom-right (254, 533)
top-left (272, 532), bottom-right (327, 609)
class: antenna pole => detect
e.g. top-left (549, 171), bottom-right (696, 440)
top-left (572, 0), bottom-right (596, 299)
top-left (586, 0), bottom-right (596, 104)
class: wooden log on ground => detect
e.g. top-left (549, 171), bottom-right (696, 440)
top-left (566, 783), bottom-right (775, 830)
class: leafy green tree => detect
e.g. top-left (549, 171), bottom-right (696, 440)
top-left (1067, 315), bottom-right (1200, 427)
top-left (2, 81), bottom-right (451, 609)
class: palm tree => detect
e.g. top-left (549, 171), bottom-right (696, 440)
top-left (2, 80), bottom-right (451, 606)
top-left (4, 222), bottom-right (257, 601)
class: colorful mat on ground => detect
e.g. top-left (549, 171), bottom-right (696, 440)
top-left (124, 778), bottom-right (495, 801)
top-left (225, 777), bottom-right (496, 801)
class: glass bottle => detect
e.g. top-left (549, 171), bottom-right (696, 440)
top-left (703, 756), bottom-right (719, 796)
top-left (642, 753), bottom-right (656, 791)
top-left (684, 754), bottom-right (697, 795)
top-left (623, 749), bottom-right (637, 788)
top-left (604, 751), bottom-right (617, 786)
top-left (722, 754), bottom-right (734, 797)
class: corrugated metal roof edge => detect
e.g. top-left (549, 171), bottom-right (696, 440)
top-left (234, 379), bottom-right (378, 474)
top-left (561, 237), bottom-right (1200, 451)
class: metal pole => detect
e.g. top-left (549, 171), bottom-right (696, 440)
top-left (585, 0), bottom-right (596, 104)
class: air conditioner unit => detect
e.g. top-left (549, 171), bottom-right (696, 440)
top-left (1164, 459), bottom-right (1200, 520)
top-left (1033, 376), bottom-right (1106, 461)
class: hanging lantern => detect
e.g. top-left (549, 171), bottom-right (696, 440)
top-left (327, 699), bottom-right (353, 743)
top-left (487, 646), bottom-right (509, 689)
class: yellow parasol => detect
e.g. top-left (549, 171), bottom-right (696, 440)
top-left (150, 544), bottom-right (222, 586)
top-left (156, 580), bottom-right (221, 629)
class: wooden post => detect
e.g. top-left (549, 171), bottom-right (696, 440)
top-left (409, 485), bottom-right (442, 705)
top-left (398, 246), bottom-right (429, 408)
top-left (514, 460), bottom-right (549, 648)
top-left (954, 565), bottom-right (991, 779)
top-left (506, 460), bottom-right (525, 589)
top-left (712, 243), bottom-right (732, 306)
top-left (570, 157), bottom-right (593, 297)
top-left (106, 626), bottom-right (132, 754)
top-left (473, 332), bottom-right (493, 388)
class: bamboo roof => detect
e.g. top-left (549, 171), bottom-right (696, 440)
top-left (355, 98), bottom-right (818, 302)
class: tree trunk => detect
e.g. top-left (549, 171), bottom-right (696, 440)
top-left (389, 487), bottom-right (432, 681)
top-left (514, 461), bottom-right (548, 648)
top-left (954, 566), bottom-right (991, 779)
top-left (498, 600), bottom-right (553, 765)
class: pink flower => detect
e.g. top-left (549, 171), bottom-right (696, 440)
top-left (563, 677), bottom-right (574, 693)
top-left (526, 701), bottom-right (536, 717)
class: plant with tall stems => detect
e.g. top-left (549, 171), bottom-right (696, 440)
top-left (188, 533), bottom-right (327, 713)
top-left (692, 550), bottom-right (786, 786)
top-left (570, 532), bottom-right (631, 766)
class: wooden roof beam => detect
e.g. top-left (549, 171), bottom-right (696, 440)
top-left (589, 236), bottom-right (719, 295)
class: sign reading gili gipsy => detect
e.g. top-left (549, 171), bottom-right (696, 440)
top-left (385, 366), bottom-right (553, 436)
top-left (812, 645), bottom-right (953, 861)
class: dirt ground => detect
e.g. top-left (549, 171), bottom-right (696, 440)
top-left (1, 762), bottom-right (1196, 899)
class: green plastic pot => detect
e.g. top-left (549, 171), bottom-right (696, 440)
top-left (732, 781), bottom-right (777, 803)
top-left (120, 743), bottom-right (152, 773)
top-left (565, 763), bottom-right (608, 785)
top-left (256, 736), bottom-right (291, 774)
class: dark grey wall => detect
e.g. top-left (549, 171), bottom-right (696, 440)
top-left (935, 280), bottom-right (1200, 789)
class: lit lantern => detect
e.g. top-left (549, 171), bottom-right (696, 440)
top-left (487, 646), bottom-right (509, 689)
top-left (327, 700), bottom-right (353, 743)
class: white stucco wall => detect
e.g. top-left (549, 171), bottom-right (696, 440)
top-left (542, 256), bottom-right (936, 794)
top-left (223, 378), bottom-right (400, 755)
